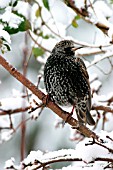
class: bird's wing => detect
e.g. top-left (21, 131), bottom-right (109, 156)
top-left (75, 57), bottom-right (89, 80)
top-left (74, 58), bottom-right (95, 125)
top-left (74, 57), bottom-right (91, 108)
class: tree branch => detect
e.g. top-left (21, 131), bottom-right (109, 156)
top-left (65, 0), bottom-right (113, 41)
top-left (0, 55), bottom-right (98, 139)
top-left (87, 52), bottom-right (113, 68)
top-left (0, 106), bottom-right (31, 116)
top-left (23, 156), bottom-right (113, 170)
top-left (92, 104), bottom-right (113, 113)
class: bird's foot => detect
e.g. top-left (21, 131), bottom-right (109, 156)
top-left (36, 75), bottom-right (42, 88)
top-left (65, 113), bottom-right (73, 123)
top-left (42, 94), bottom-right (50, 107)
top-left (65, 106), bottom-right (74, 123)
top-left (29, 98), bottom-right (45, 114)
top-left (29, 94), bottom-right (50, 115)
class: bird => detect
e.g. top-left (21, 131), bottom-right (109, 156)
top-left (44, 40), bottom-right (95, 125)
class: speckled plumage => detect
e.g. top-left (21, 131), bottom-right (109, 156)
top-left (44, 40), bottom-right (95, 125)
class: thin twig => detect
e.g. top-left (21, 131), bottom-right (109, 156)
top-left (0, 106), bottom-right (31, 116)
top-left (87, 52), bottom-right (113, 68)
top-left (28, 31), bottom-right (51, 53)
top-left (23, 156), bottom-right (113, 170)
top-left (92, 104), bottom-right (113, 113)
top-left (65, 0), bottom-right (112, 37)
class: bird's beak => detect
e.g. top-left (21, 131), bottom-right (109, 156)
top-left (71, 46), bottom-right (83, 51)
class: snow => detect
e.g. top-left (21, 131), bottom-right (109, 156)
top-left (20, 131), bottom-right (113, 169)
top-left (23, 150), bottom-right (43, 165)
top-left (0, 6), bottom-right (24, 29)
top-left (0, 0), bottom-right (31, 50)
top-left (92, 92), bottom-right (113, 114)
top-left (0, 116), bottom-right (12, 128)
top-left (75, 0), bottom-right (94, 9)
top-left (0, 96), bottom-right (30, 143)
top-left (90, 80), bottom-right (102, 91)
top-left (62, 163), bottom-right (104, 170)
top-left (0, 129), bottom-right (13, 143)
top-left (23, 149), bottom-right (77, 166)
top-left (93, 1), bottom-right (112, 18)
top-left (0, 0), bottom-right (11, 8)
top-left (4, 157), bottom-right (20, 170)
top-left (88, 1), bottom-right (112, 25)
top-left (76, 138), bottom-right (109, 163)
top-left (92, 93), bottom-right (108, 107)
top-left (31, 0), bottom-right (75, 45)
top-left (74, 0), bottom-right (85, 9)
top-left (4, 157), bottom-right (15, 169)
top-left (14, 1), bottom-right (31, 19)
top-left (0, 0), bottom-right (31, 19)
top-left (12, 89), bottom-right (24, 97)
top-left (0, 97), bottom-right (29, 110)
top-left (37, 56), bottom-right (47, 64)
top-left (50, 0), bottom-right (75, 26)
top-left (89, 73), bottom-right (98, 83)
top-left (0, 25), bottom-right (11, 44)
top-left (37, 0), bottom-right (75, 27)
top-left (105, 113), bottom-right (113, 131)
top-left (0, 0), bottom-right (17, 8)
top-left (93, 92), bottom-right (113, 102)
top-left (0, 25), bottom-right (11, 53)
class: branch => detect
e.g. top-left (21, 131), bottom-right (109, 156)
top-left (31, 157), bottom-right (113, 170)
top-left (92, 104), bottom-right (113, 113)
top-left (22, 155), bottom-right (113, 170)
top-left (87, 51), bottom-right (113, 68)
top-left (65, 0), bottom-right (113, 41)
top-left (86, 138), bottom-right (113, 154)
top-left (0, 106), bottom-right (31, 116)
top-left (27, 158), bottom-right (82, 170)
top-left (28, 31), bottom-right (51, 53)
top-left (77, 49), bottom-right (106, 57)
top-left (0, 55), bottom-right (98, 139)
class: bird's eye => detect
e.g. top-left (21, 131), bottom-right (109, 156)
top-left (64, 47), bottom-right (72, 51)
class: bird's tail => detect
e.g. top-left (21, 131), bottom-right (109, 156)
top-left (75, 96), bottom-right (95, 125)
top-left (76, 107), bottom-right (95, 126)
top-left (86, 109), bottom-right (95, 125)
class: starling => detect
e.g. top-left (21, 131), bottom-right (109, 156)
top-left (44, 40), bottom-right (95, 125)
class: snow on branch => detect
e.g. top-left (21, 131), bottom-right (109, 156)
top-left (65, 0), bottom-right (113, 42)
top-left (5, 131), bottom-right (113, 170)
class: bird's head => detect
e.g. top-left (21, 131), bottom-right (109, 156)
top-left (52, 40), bottom-right (81, 56)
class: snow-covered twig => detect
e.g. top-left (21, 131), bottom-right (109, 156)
top-left (5, 132), bottom-right (113, 170)
top-left (65, 0), bottom-right (113, 42)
